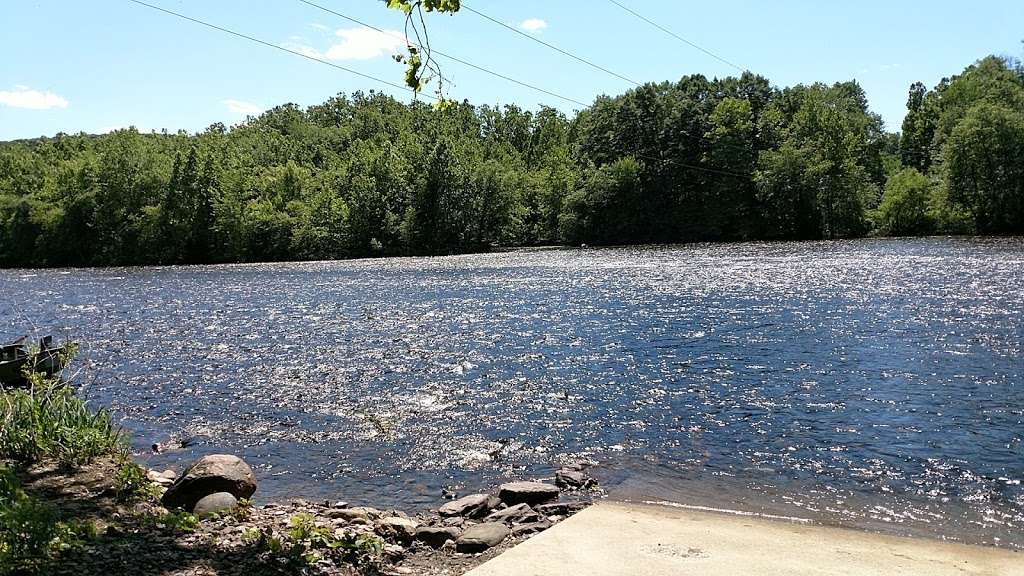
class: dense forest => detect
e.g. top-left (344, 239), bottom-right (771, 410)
top-left (1, 55), bottom-right (1022, 267)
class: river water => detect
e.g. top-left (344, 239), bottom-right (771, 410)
top-left (1, 238), bottom-right (1022, 548)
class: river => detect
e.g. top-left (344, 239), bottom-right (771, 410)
top-left (2, 237), bottom-right (1021, 548)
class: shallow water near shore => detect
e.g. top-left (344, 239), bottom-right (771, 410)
top-left (2, 237), bottom-right (1022, 549)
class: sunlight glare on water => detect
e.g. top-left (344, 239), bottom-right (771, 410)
top-left (1, 237), bottom-right (1022, 548)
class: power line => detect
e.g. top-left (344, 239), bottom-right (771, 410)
top-left (460, 2), bottom-right (640, 87)
top-left (606, 0), bottom-right (745, 73)
top-left (454, 2), bottom-right (751, 157)
top-left (124, 0), bottom-right (435, 100)
top-left (124, 0), bottom-right (749, 180)
top-left (294, 0), bottom-right (589, 108)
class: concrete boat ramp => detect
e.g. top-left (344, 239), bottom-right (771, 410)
top-left (467, 502), bottom-right (1022, 576)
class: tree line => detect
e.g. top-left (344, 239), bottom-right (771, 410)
top-left (1, 55), bottom-right (1022, 267)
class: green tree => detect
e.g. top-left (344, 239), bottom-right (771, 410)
top-left (944, 102), bottom-right (1024, 234)
top-left (871, 168), bottom-right (935, 236)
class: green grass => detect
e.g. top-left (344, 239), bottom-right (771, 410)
top-left (0, 366), bottom-right (125, 467)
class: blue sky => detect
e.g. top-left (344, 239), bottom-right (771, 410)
top-left (2, 1), bottom-right (1022, 140)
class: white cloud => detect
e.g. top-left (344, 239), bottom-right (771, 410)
top-left (520, 18), bottom-right (548, 33)
top-left (284, 27), bottom-right (406, 62)
top-left (325, 27), bottom-right (406, 60)
top-left (222, 99), bottom-right (264, 116)
top-left (283, 42), bottom-right (327, 59)
top-left (0, 86), bottom-right (69, 110)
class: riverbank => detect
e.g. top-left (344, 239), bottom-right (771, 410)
top-left (3, 454), bottom-right (599, 575)
top-left (467, 501), bottom-right (1023, 576)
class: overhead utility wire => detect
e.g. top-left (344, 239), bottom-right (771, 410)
top-left (457, 2), bottom-right (751, 157)
top-left (295, 0), bottom-right (589, 107)
top-left (606, 0), bottom-right (745, 73)
top-left (125, 1), bottom-right (747, 180)
top-left (125, 0), bottom-right (435, 99)
top-left (460, 2), bottom-right (640, 86)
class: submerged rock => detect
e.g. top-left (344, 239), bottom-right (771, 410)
top-left (456, 522), bottom-right (510, 553)
top-left (555, 469), bottom-right (595, 489)
top-left (438, 493), bottom-right (500, 518)
top-left (161, 454), bottom-right (256, 511)
top-left (192, 492), bottom-right (238, 518)
top-left (498, 481), bottom-right (559, 506)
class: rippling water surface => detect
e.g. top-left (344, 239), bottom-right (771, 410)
top-left (2, 238), bottom-right (1022, 548)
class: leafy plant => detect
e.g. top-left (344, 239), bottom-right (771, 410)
top-left (135, 509), bottom-right (199, 534)
top-left (114, 458), bottom-right (161, 503)
top-left (0, 467), bottom-right (96, 574)
top-left (0, 362), bottom-right (124, 467)
top-left (242, 513), bottom-right (384, 570)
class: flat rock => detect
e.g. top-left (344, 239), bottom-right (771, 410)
top-left (438, 493), bottom-right (499, 518)
top-left (192, 492), bottom-right (238, 518)
top-left (376, 516), bottom-right (419, 543)
top-left (161, 454), bottom-right (257, 511)
top-left (456, 522), bottom-right (510, 553)
top-left (537, 501), bottom-right (587, 517)
top-left (442, 516), bottom-right (465, 528)
top-left (512, 518), bottom-right (552, 536)
top-left (352, 506), bottom-right (383, 520)
top-left (328, 508), bottom-right (369, 521)
top-left (498, 482), bottom-right (560, 506)
top-left (415, 526), bottom-right (461, 548)
top-left (485, 503), bottom-right (540, 525)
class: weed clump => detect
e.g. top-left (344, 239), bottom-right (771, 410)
top-left (0, 363), bottom-right (124, 467)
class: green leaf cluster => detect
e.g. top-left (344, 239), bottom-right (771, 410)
top-left (0, 360), bottom-right (125, 466)
top-left (241, 513), bottom-right (384, 569)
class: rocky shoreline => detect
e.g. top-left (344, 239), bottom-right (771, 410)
top-left (17, 453), bottom-right (601, 575)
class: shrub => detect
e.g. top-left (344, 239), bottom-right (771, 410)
top-left (871, 168), bottom-right (936, 236)
top-left (135, 509), bottom-right (199, 534)
top-left (0, 369), bottom-right (125, 466)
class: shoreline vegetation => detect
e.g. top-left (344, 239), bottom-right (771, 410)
top-left (2, 56), bottom-right (1024, 269)
top-left (0, 362), bottom-right (599, 575)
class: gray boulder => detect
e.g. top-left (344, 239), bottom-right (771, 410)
top-left (455, 522), bottom-right (510, 553)
top-left (438, 493), bottom-right (500, 518)
top-left (161, 454), bottom-right (256, 511)
top-left (192, 492), bottom-right (238, 518)
top-left (498, 481), bottom-right (559, 506)
top-left (415, 526), bottom-right (461, 548)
